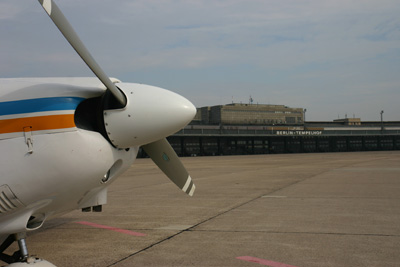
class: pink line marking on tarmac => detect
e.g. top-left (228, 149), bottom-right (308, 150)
top-left (75, 221), bottom-right (146, 237)
top-left (237, 256), bottom-right (299, 267)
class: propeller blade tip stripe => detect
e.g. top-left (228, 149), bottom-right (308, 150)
top-left (182, 176), bottom-right (192, 192)
top-left (40, 0), bottom-right (52, 15)
top-left (188, 184), bottom-right (195, 197)
top-left (181, 176), bottom-right (195, 196)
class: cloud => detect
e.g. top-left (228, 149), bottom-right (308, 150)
top-left (1, 0), bottom-right (400, 120)
top-left (0, 3), bottom-right (26, 20)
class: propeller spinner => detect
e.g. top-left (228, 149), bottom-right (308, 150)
top-left (38, 0), bottom-right (196, 196)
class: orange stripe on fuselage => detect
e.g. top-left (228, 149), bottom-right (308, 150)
top-left (0, 114), bottom-right (76, 134)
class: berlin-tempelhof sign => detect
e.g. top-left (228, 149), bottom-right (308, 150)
top-left (276, 131), bottom-right (323, 136)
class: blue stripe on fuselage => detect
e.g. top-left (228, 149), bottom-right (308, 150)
top-left (0, 97), bottom-right (85, 116)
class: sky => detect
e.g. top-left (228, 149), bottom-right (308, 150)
top-left (1, 0), bottom-right (399, 121)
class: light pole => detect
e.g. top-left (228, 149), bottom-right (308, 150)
top-left (380, 110), bottom-right (384, 133)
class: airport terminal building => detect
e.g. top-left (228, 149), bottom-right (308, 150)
top-left (141, 103), bottom-right (400, 157)
top-left (197, 103), bottom-right (304, 125)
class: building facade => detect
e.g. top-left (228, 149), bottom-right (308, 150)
top-left (195, 103), bottom-right (304, 125)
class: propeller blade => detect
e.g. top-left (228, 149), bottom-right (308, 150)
top-left (142, 138), bottom-right (195, 196)
top-left (38, 0), bottom-right (126, 106)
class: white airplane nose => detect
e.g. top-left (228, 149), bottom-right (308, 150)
top-left (103, 83), bottom-right (196, 148)
top-left (159, 91), bottom-right (196, 132)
